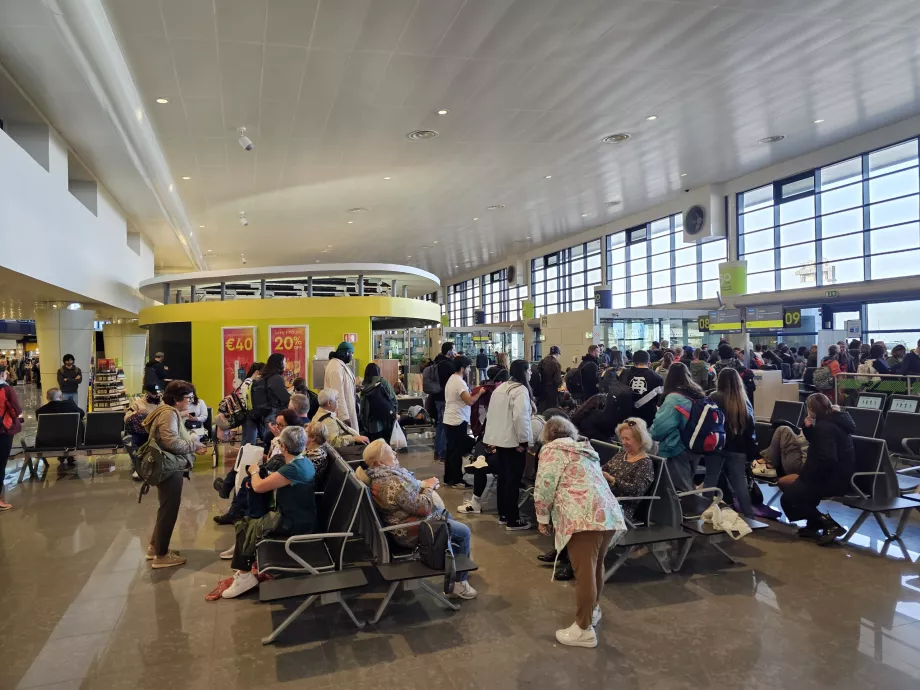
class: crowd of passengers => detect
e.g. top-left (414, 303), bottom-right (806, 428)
top-left (73, 334), bottom-right (918, 650)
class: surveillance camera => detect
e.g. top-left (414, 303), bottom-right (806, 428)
top-left (241, 253), bottom-right (247, 265)
top-left (238, 212), bottom-right (249, 227)
top-left (238, 127), bottom-right (253, 151)
top-left (684, 188), bottom-right (690, 193)
top-left (241, 257), bottom-right (247, 264)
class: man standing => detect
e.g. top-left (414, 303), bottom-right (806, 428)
top-left (537, 346), bottom-right (563, 412)
top-left (429, 342), bottom-right (455, 461)
top-left (476, 348), bottom-right (489, 384)
top-left (579, 345), bottom-right (601, 400)
top-left (145, 352), bottom-right (171, 390)
top-left (323, 342), bottom-right (358, 428)
top-left (56, 354), bottom-right (82, 403)
top-left (620, 350), bottom-right (663, 429)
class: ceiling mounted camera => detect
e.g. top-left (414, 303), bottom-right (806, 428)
top-left (241, 253), bottom-right (247, 265)
top-left (238, 212), bottom-right (249, 227)
top-left (238, 126), bottom-right (253, 151)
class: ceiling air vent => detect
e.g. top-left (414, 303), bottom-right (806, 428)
top-left (759, 135), bottom-right (786, 144)
top-left (406, 129), bottom-right (439, 141)
top-left (601, 133), bottom-right (631, 144)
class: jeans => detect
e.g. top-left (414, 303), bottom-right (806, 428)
top-left (434, 400), bottom-right (446, 457)
top-left (447, 518), bottom-right (472, 581)
top-left (477, 368), bottom-right (488, 384)
top-left (444, 422), bottom-right (470, 485)
top-left (496, 445), bottom-right (526, 524)
top-left (241, 417), bottom-right (261, 446)
top-left (151, 471), bottom-right (184, 557)
top-left (704, 451), bottom-right (754, 518)
top-left (62, 392), bottom-right (78, 403)
top-left (666, 450), bottom-right (707, 516)
top-left (0, 433), bottom-right (13, 496)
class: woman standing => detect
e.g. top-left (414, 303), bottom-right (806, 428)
top-left (601, 418), bottom-right (655, 523)
top-left (239, 362), bottom-right (264, 445)
top-left (708, 368), bottom-right (756, 518)
top-left (143, 380), bottom-right (208, 568)
top-left (656, 351), bottom-right (674, 381)
top-left (483, 359), bottom-right (534, 531)
top-left (535, 417), bottom-right (626, 648)
top-left (0, 366), bottom-right (23, 511)
top-left (443, 356), bottom-right (483, 488)
top-left (360, 362), bottom-right (397, 443)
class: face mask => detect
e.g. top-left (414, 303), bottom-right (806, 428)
top-left (343, 352), bottom-right (353, 364)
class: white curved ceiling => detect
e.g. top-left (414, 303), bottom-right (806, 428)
top-left (5, 0), bottom-right (920, 281)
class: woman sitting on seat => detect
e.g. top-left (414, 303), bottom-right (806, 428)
top-left (601, 418), bottom-right (655, 523)
top-left (219, 425), bottom-right (318, 599)
top-left (363, 438), bottom-right (477, 600)
top-left (779, 393), bottom-right (855, 546)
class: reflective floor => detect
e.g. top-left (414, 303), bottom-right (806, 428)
top-left (2, 386), bottom-right (920, 689)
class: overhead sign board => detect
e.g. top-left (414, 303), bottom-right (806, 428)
top-left (746, 305), bottom-right (783, 330)
top-left (708, 309), bottom-right (743, 333)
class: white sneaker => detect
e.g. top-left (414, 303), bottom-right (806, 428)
top-left (452, 580), bottom-right (478, 600)
top-left (457, 500), bottom-right (482, 514)
top-left (555, 622), bottom-right (597, 648)
top-left (132, 470), bottom-right (141, 481)
top-left (221, 570), bottom-right (259, 599)
top-left (752, 464), bottom-right (777, 478)
top-left (592, 606), bottom-right (602, 627)
top-left (219, 545), bottom-right (235, 560)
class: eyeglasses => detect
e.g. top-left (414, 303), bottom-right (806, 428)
top-left (183, 395), bottom-right (195, 401)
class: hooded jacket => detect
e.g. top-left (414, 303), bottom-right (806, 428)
top-left (579, 355), bottom-right (600, 399)
top-left (324, 357), bottom-right (357, 427)
top-left (142, 404), bottom-right (198, 458)
top-left (688, 360), bottom-right (714, 390)
top-left (534, 437), bottom-right (626, 556)
top-left (482, 381), bottom-right (533, 448)
top-left (650, 392), bottom-right (695, 458)
top-left (800, 411), bottom-right (856, 493)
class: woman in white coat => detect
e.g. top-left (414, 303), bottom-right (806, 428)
top-left (483, 359), bottom-right (533, 531)
top-left (323, 341), bottom-right (358, 429)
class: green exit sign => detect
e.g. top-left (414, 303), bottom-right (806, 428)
top-left (826, 290), bottom-right (838, 298)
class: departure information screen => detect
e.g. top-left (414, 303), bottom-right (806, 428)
top-left (708, 309), bottom-right (743, 333)
top-left (746, 305), bottom-right (784, 330)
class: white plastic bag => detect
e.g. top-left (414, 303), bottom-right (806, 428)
top-left (390, 420), bottom-right (408, 450)
top-left (702, 499), bottom-right (752, 541)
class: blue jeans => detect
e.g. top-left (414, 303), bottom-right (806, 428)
top-left (434, 400), bottom-right (446, 457)
top-left (666, 450), bottom-right (707, 516)
top-left (704, 452), bottom-right (754, 519)
top-left (62, 392), bottom-right (78, 403)
top-left (241, 417), bottom-right (261, 446)
top-left (448, 518), bottom-right (471, 581)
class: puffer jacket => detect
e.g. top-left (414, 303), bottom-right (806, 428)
top-left (689, 361), bottom-right (713, 390)
top-left (483, 381), bottom-right (533, 448)
top-left (800, 411), bottom-right (856, 494)
top-left (649, 392), bottom-right (695, 458)
top-left (366, 464), bottom-right (442, 548)
top-left (142, 404), bottom-right (198, 460)
top-left (535, 437), bottom-right (626, 557)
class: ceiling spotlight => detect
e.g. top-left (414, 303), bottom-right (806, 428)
top-left (315, 260), bottom-right (320, 263)
top-left (238, 126), bottom-right (253, 151)
top-left (407, 255), bottom-right (412, 258)
top-left (348, 207), bottom-right (370, 213)
top-left (436, 109), bottom-right (449, 116)
top-left (544, 175), bottom-right (552, 179)
top-left (407, 129), bottom-right (439, 141)
top-left (680, 173), bottom-right (688, 177)
top-left (454, 264), bottom-right (459, 268)
top-left (238, 212), bottom-right (249, 227)
top-left (526, 236), bottom-right (531, 239)
top-left (813, 119), bottom-right (825, 124)
top-left (486, 205), bottom-right (505, 210)
top-left (182, 176), bottom-right (191, 180)
top-left (605, 201), bottom-right (621, 207)
top-left (241, 253), bottom-right (247, 265)
top-left (759, 135), bottom-right (786, 144)
top-left (433, 240), bottom-right (438, 244)
top-left (645, 115), bottom-right (658, 121)
top-left (472, 217), bottom-right (478, 221)
top-left (383, 176), bottom-right (391, 180)
top-left (207, 249), bottom-right (213, 253)
top-left (198, 224), bottom-right (205, 228)
top-left (347, 220), bottom-right (353, 224)
top-left (581, 213), bottom-right (589, 217)
top-left (155, 98), bottom-right (169, 104)
top-left (601, 133), bottom-right (631, 144)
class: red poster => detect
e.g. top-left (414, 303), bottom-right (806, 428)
top-left (222, 326), bottom-right (256, 397)
top-left (268, 325), bottom-right (309, 388)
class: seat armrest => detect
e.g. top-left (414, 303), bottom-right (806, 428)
top-left (380, 521), bottom-right (423, 533)
top-left (849, 471), bottom-right (884, 499)
top-left (285, 532), bottom-right (354, 543)
top-left (615, 496), bottom-right (659, 502)
top-left (676, 487), bottom-right (724, 503)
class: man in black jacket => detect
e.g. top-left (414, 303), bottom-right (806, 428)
top-left (619, 350), bottom-right (662, 429)
top-left (537, 346), bottom-right (563, 412)
top-left (475, 349), bottom-right (489, 383)
top-left (36, 387), bottom-right (84, 418)
top-left (145, 352), bottom-right (171, 390)
top-left (430, 342), bottom-right (455, 460)
top-left (579, 345), bottom-right (601, 400)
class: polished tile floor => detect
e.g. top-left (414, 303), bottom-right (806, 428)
top-left (2, 386), bottom-right (920, 689)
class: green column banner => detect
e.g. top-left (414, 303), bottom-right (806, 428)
top-left (521, 300), bottom-right (535, 320)
top-left (719, 260), bottom-right (748, 297)
top-left (440, 314), bottom-right (449, 327)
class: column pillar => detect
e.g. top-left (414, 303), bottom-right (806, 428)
top-left (35, 308), bottom-right (95, 411)
top-left (103, 322), bottom-right (148, 395)
top-left (358, 274), bottom-right (365, 296)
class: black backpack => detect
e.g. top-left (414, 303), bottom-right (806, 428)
top-left (418, 517), bottom-right (456, 594)
top-left (361, 380), bottom-right (395, 421)
top-left (248, 374), bottom-right (279, 420)
top-left (565, 367), bottom-right (584, 398)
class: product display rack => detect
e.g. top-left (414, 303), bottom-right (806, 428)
top-left (92, 359), bottom-right (128, 411)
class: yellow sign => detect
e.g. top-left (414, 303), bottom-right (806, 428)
top-left (719, 261), bottom-right (748, 297)
top-left (440, 314), bottom-right (449, 327)
top-left (697, 315), bottom-right (710, 332)
top-left (783, 308), bottom-right (802, 328)
top-left (521, 300), bottom-right (535, 320)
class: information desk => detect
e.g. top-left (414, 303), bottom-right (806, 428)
top-left (752, 370), bottom-right (799, 421)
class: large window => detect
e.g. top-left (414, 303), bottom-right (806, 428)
top-left (531, 240), bottom-right (602, 316)
top-left (606, 214), bottom-right (727, 307)
top-left (482, 269), bottom-right (526, 323)
top-left (447, 279), bottom-right (480, 327)
top-left (738, 138), bottom-right (920, 293)
top-left (866, 300), bottom-right (920, 349)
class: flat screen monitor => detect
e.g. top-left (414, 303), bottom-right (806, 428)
top-left (708, 309), bottom-right (743, 333)
top-left (746, 305), bottom-right (783, 331)
top-left (889, 397), bottom-right (920, 414)
top-left (855, 393), bottom-right (885, 410)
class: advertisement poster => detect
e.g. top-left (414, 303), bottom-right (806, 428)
top-left (268, 325), bottom-right (309, 388)
top-left (222, 326), bottom-right (256, 397)
top-left (718, 260), bottom-right (748, 297)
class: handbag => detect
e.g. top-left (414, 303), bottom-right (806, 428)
top-left (417, 514), bottom-right (456, 594)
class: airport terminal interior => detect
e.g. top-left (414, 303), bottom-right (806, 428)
top-left (4, 1), bottom-right (920, 688)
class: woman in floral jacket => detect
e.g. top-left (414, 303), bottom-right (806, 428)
top-left (535, 416), bottom-right (626, 649)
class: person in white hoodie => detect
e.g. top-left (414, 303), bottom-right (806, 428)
top-left (323, 341), bottom-right (358, 429)
top-left (483, 359), bottom-right (534, 531)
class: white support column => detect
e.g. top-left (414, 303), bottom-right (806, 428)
top-left (103, 322), bottom-right (148, 395)
top-left (35, 308), bottom-right (95, 410)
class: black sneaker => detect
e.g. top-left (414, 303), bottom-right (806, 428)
top-left (797, 527), bottom-right (821, 539)
top-left (213, 513), bottom-right (237, 525)
top-left (817, 513), bottom-right (845, 546)
top-left (536, 549), bottom-right (558, 563)
top-left (505, 518), bottom-right (532, 532)
top-left (553, 563), bottom-right (575, 580)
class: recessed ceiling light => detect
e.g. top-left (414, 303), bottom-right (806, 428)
top-left (348, 207), bottom-right (370, 213)
top-left (181, 176), bottom-right (191, 180)
top-left (407, 129), bottom-right (439, 141)
top-left (581, 213), bottom-right (589, 217)
top-left (327, 245), bottom-right (333, 248)
top-left (436, 109), bottom-right (449, 116)
top-left (207, 249), bottom-right (212, 253)
top-left (347, 221), bottom-right (354, 224)
top-left (759, 135), bottom-right (786, 144)
top-left (407, 255), bottom-right (412, 258)
top-left (315, 260), bottom-right (320, 263)
top-left (645, 115), bottom-right (658, 121)
top-left (813, 119), bottom-right (825, 124)
top-left (526, 235), bottom-right (531, 239)
top-left (601, 133), bottom-right (631, 144)
top-left (433, 240), bottom-right (438, 244)
top-left (155, 98), bottom-right (169, 104)
top-left (605, 200), bottom-right (621, 207)
top-left (472, 217), bottom-right (479, 221)
top-left (189, 232), bottom-right (193, 237)
top-left (680, 173), bottom-right (687, 177)
top-left (486, 205), bottom-right (505, 211)
top-left (321, 249), bottom-right (328, 253)
top-left (544, 175), bottom-right (552, 179)
top-left (199, 224), bottom-right (205, 228)
top-left (383, 176), bottom-right (391, 180)
top-left (455, 264), bottom-right (459, 268)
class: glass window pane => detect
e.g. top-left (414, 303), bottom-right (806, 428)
top-left (822, 234), bottom-right (865, 262)
top-left (651, 236), bottom-right (670, 255)
top-left (546, 304), bottom-right (558, 315)
top-left (779, 196), bottom-right (815, 224)
top-left (676, 282), bottom-right (698, 301)
top-left (651, 252), bottom-right (670, 272)
top-left (674, 246), bottom-right (696, 267)
top-left (571, 244), bottom-right (584, 258)
top-left (651, 270), bottom-right (670, 288)
top-left (533, 268), bottom-right (544, 282)
top-left (821, 183), bottom-right (862, 215)
top-left (701, 260), bottom-right (719, 281)
top-left (547, 279), bottom-right (557, 293)
top-left (675, 265), bottom-right (697, 284)
top-left (587, 239), bottom-right (601, 253)
top-left (867, 300), bottom-right (920, 330)
top-left (824, 257), bottom-right (864, 285)
top-left (871, 222), bottom-right (920, 255)
top-left (780, 241), bottom-right (815, 270)
top-left (868, 140), bottom-right (919, 177)
top-left (587, 254), bottom-right (601, 270)
top-left (701, 238), bottom-right (726, 262)
top-left (780, 174), bottom-right (815, 200)
top-left (741, 206), bottom-right (774, 233)
top-left (610, 262), bottom-right (626, 280)
top-left (652, 287), bottom-right (671, 305)
top-left (629, 257), bottom-right (647, 276)
top-left (629, 290), bottom-right (648, 307)
top-left (612, 293), bottom-right (626, 308)
top-left (570, 258), bottom-right (585, 273)
top-left (780, 219), bottom-right (815, 246)
top-left (781, 265), bottom-right (813, 290)
top-left (572, 286), bottom-right (585, 301)
top-left (630, 242), bottom-right (647, 260)
top-left (822, 208), bottom-right (863, 238)
top-left (570, 273), bottom-right (585, 288)
top-left (608, 233), bottom-right (625, 248)
top-left (869, 195), bottom-right (919, 228)
top-left (746, 249), bottom-right (775, 274)
top-left (587, 269), bottom-right (601, 285)
top-left (871, 248), bottom-right (920, 279)
top-left (869, 169), bottom-right (919, 203)
top-left (609, 247), bottom-right (625, 265)
top-left (742, 185), bottom-right (773, 211)
top-left (821, 157), bottom-right (863, 191)
top-left (701, 279), bottom-right (719, 299)
top-left (610, 278), bottom-right (626, 294)
top-left (742, 228), bottom-right (775, 254)
top-left (747, 271), bottom-right (776, 294)
top-left (650, 218), bottom-right (670, 236)
top-left (629, 275), bottom-right (647, 291)
top-left (546, 266), bottom-right (557, 279)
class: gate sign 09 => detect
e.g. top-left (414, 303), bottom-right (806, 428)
top-left (782, 307), bottom-right (802, 328)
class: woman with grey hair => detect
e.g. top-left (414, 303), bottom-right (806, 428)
top-left (601, 418), bottom-right (656, 522)
top-left (313, 388), bottom-right (369, 447)
top-left (535, 416), bottom-right (626, 648)
top-left (219, 424), bottom-right (318, 599)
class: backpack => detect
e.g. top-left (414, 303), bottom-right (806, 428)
top-left (248, 374), bottom-right (279, 420)
top-left (136, 434), bottom-right (186, 493)
top-left (857, 359), bottom-right (880, 383)
top-left (423, 363), bottom-right (442, 395)
top-left (125, 409), bottom-right (149, 435)
top-left (0, 386), bottom-right (15, 432)
top-left (305, 388), bottom-right (319, 419)
top-left (678, 396), bottom-right (726, 453)
top-left (565, 368), bottom-right (584, 398)
top-left (417, 516), bottom-right (456, 594)
top-left (813, 365), bottom-right (834, 391)
top-left (361, 380), bottom-right (395, 421)
top-left (218, 389), bottom-right (247, 428)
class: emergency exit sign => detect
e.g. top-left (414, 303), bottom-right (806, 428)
top-left (826, 290), bottom-right (838, 298)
